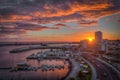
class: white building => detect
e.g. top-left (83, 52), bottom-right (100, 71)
top-left (101, 39), bottom-right (108, 52)
top-left (107, 40), bottom-right (120, 54)
top-left (101, 40), bottom-right (120, 54)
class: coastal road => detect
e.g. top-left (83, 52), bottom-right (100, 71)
top-left (81, 52), bottom-right (120, 80)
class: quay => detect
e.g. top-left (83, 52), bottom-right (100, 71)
top-left (9, 64), bottom-right (66, 72)
top-left (26, 50), bottom-right (73, 60)
top-left (10, 45), bottom-right (67, 53)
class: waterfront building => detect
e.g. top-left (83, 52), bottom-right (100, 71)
top-left (101, 40), bottom-right (120, 54)
top-left (95, 31), bottom-right (103, 51)
top-left (95, 31), bottom-right (103, 44)
top-left (101, 39), bottom-right (108, 52)
top-left (80, 40), bottom-right (87, 49)
top-left (106, 40), bottom-right (120, 54)
top-left (101, 40), bottom-right (120, 65)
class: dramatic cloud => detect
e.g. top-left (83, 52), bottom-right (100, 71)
top-left (78, 20), bottom-right (98, 27)
top-left (54, 23), bottom-right (67, 27)
top-left (54, 23), bottom-right (69, 29)
top-left (0, 0), bottom-right (120, 39)
top-left (0, 0), bottom-right (120, 23)
top-left (0, 22), bottom-right (59, 37)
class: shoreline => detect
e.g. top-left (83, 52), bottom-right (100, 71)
top-left (62, 58), bottom-right (72, 80)
top-left (10, 46), bottom-right (65, 53)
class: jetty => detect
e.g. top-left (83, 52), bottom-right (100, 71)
top-left (9, 64), bottom-right (65, 72)
top-left (10, 45), bottom-right (67, 53)
top-left (26, 50), bottom-right (73, 59)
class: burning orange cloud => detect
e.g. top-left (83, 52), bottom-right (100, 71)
top-left (0, 0), bottom-right (120, 42)
top-left (0, 1), bottom-right (118, 24)
top-left (32, 2), bottom-right (112, 18)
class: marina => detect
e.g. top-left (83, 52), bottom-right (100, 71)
top-left (0, 46), bottom-right (70, 80)
top-left (26, 50), bottom-right (73, 60)
top-left (9, 62), bottom-right (67, 72)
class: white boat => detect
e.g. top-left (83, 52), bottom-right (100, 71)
top-left (49, 65), bottom-right (55, 71)
top-left (10, 62), bottom-right (30, 72)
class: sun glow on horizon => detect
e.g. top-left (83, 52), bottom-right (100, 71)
top-left (88, 38), bottom-right (93, 42)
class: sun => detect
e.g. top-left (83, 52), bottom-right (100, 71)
top-left (89, 38), bottom-right (93, 42)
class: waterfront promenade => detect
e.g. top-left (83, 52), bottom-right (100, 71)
top-left (10, 45), bottom-right (67, 53)
top-left (65, 58), bottom-right (81, 80)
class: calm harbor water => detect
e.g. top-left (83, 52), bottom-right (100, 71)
top-left (0, 45), bottom-right (70, 80)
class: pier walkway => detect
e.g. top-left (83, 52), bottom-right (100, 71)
top-left (65, 58), bottom-right (80, 80)
top-left (10, 45), bottom-right (67, 53)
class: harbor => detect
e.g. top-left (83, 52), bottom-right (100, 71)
top-left (9, 63), bottom-right (67, 72)
top-left (0, 46), bottom-right (71, 80)
top-left (26, 49), bottom-right (73, 60)
top-left (9, 49), bottom-right (72, 72)
top-left (9, 45), bottom-right (68, 53)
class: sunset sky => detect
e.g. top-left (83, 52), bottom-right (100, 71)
top-left (0, 0), bottom-right (120, 42)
